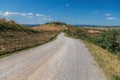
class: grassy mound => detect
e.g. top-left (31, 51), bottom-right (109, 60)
top-left (0, 19), bottom-right (59, 56)
top-left (0, 18), bottom-right (37, 33)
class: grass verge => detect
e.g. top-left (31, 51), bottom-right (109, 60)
top-left (82, 40), bottom-right (120, 80)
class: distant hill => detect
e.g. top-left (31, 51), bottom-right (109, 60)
top-left (22, 24), bottom-right (41, 27)
top-left (74, 24), bottom-right (120, 28)
top-left (31, 22), bottom-right (68, 31)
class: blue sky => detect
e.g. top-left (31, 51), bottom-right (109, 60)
top-left (0, 0), bottom-right (120, 25)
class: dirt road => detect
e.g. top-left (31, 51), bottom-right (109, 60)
top-left (0, 33), bottom-right (106, 80)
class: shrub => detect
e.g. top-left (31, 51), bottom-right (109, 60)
top-left (94, 29), bottom-right (120, 53)
top-left (66, 28), bottom-right (120, 54)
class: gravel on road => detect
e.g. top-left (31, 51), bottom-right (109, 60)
top-left (0, 33), bottom-right (106, 80)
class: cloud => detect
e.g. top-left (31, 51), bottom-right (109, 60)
top-left (107, 17), bottom-right (117, 20)
top-left (36, 14), bottom-right (44, 17)
top-left (0, 11), bottom-right (26, 16)
top-left (1, 12), bottom-right (28, 17)
top-left (21, 13), bottom-right (27, 16)
top-left (105, 14), bottom-right (111, 16)
top-left (28, 13), bottom-right (34, 16)
top-left (0, 11), bottom-right (54, 24)
top-left (105, 13), bottom-right (119, 21)
top-left (0, 11), bottom-right (45, 17)
top-left (93, 10), bottom-right (99, 14)
top-left (66, 3), bottom-right (70, 7)
top-left (2, 12), bottom-right (20, 16)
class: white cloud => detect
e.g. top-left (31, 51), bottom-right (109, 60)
top-left (2, 11), bottom-right (20, 16)
top-left (0, 11), bottom-right (54, 24)
top-left (28, 13), bottom-right (34, 16)
top-left (93, 10), bottom-right (99, 14)
top-left (0, 11), bottom-right (27, 17)
top-left (21, 13), bottom-right (27, 16)
top-left (36, 14), bottom-right (44, 17)
top-left (0, 11), bottom-right (44, 17)
top-left (107, 17), bottom-right (117, 20)
top-left (105, 14), bottom-right (111, 16)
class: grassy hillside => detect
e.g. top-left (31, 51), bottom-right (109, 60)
top-left (65, 27), bottom-right (120, 80)
top-left (0, 19), bottom-right (59, 56)
top-left (0, 18), bottom-right (37, 33)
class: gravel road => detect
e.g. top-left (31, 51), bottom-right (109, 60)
top-left (0, 33), bottom-right (106, 80)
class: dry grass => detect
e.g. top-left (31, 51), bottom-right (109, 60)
top-left (87, 29), bottom-right (101, 34)
top-left (32, 24), bottom-right (65, 31)
top-left (83, 41), bottom-right (120, 80)
top-left (0, 20), bottom-right (61, 57)
top-left (0, 30), bottom-right (59, 56)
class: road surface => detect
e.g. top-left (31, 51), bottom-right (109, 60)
top-left (0, 33), bottom-right (106, 80)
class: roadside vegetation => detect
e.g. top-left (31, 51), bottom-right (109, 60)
top-left (65, 27), bottom-right (120, 80)
top-left (1, 19), bottom-right (120, 79)
top-left (0, 18), bottom-right (59, 56)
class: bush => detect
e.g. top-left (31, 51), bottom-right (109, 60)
top-left (66, 28), bottom-right (120, 54)
top-left (94, 29), bottom-right (120, 53)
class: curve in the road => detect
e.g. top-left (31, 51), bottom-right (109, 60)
top-left (0, 33), bottom-right (106, 80)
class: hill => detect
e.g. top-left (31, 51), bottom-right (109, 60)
top-left (0, 19), bottom-right (59, 56)
top-left (32, 22), bottom-right (68, 31)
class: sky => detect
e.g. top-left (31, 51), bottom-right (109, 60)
top-left (0, 0), bottom-right (120, 26)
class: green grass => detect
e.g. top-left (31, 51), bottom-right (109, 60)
top-left (112, 75), bottom-right (120, 80)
